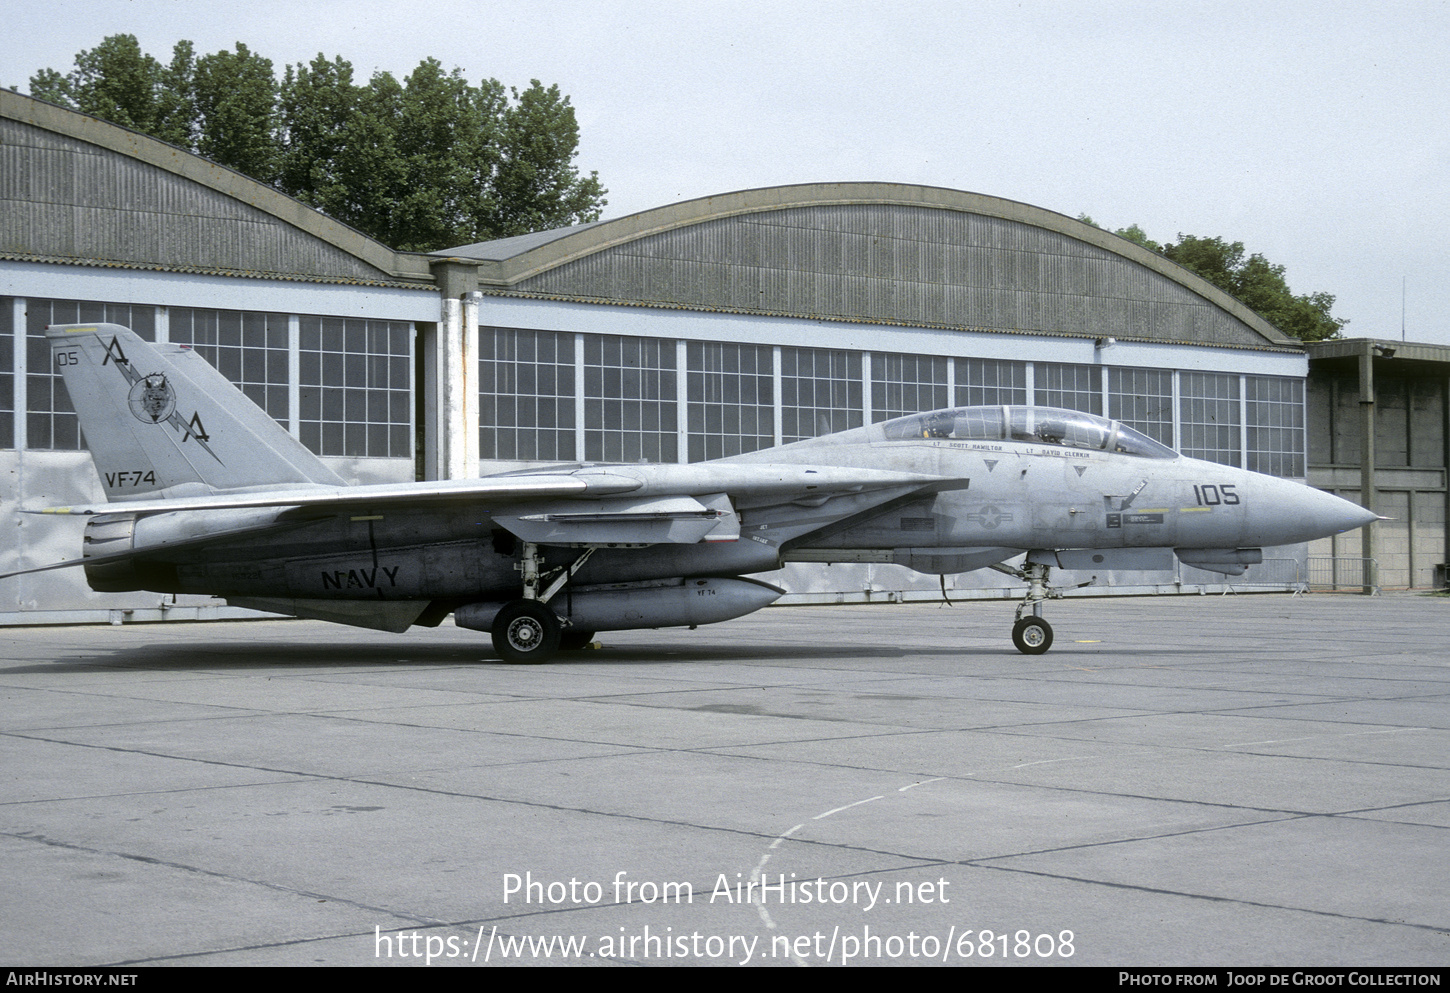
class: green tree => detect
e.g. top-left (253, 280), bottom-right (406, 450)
top-left (27, 67), bottom-right (73, 108)
top-left (282, 60), bottom-right (500, 251)
top-left (330, 72), bottom-right (409, 238)
top-left (490, 81), bottom-right (607, 239)
top-left (1113, 224), bottom-right (1162, 254)
top-left (277, 59), bottom-right (603, 250)
top-left (277, 54), bottom-right (360, 210)
top-left (191, 43), bottom-right (278, 181)
top-left (390, 58), bottom-right (503, 251)
top-left (28, 34), bottom-right (166, 132)
top-left (1085, 219), bottom-right (1346, 342)
top-left (28, 37), bottom-right (607, 251)
top-left (153, 41), bottom-right (197, 148)
top-left (1161, 234), bottom-right (1345, 342)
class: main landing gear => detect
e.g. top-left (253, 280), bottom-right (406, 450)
top-left (492, 599), bottom-right (561, 663)
top-left (991, 558), bottom-right (1094, 656)
top-left (490, 542), bottom-right (594, 664)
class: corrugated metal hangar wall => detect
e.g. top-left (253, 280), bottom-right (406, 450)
top-left (2, 89), bottom-right (1317, 623)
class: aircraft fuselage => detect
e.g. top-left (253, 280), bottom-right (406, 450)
top-left (31, 323), bottom-right (1374, 659)
top-left (90, 409), bottom-right (1353, 602)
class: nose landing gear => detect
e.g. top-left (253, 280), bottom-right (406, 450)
top-left (1011, 560), bottom-right (1056, 655)
top-left (992, 557), bottom-right (1095, 655)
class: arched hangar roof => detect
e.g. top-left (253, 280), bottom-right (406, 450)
top-left (439, 182), bottom-right (1298, 351)
top-left (0, 89), bottom-right (432, 288)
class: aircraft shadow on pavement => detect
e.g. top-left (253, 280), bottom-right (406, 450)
top-left (7, 636), bottom-right (1188, 673)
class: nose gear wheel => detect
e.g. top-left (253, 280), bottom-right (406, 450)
top-left (1012, 616), bottom-right (1053, 654)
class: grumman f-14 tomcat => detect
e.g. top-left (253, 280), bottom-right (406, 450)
top-left (7, 323), bottom-right (1376, 662)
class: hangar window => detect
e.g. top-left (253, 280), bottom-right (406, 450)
top-left (1245, 376), bottom-right (1305, 477)
top-left (687, 342), bottom-right (774, 461)
top-left (298, 317), bottom-right (412, 458)
top-left (872, 353), bottom-right (949, 421)
top-left (582, 334), bottom-right (677, 463)
top-left (780, 347), bottom-right (861, 442)
top-left (24, 299), bottom-right (155, 451)
top-left (479, 328), bottom-right (576, 461)
top-left (1034, 363), bottom-right (1102, 415)
top-left (169, 309), bottom-right (289, 425)
top-left (956, 358), bottom-right (1027, 407)
top-left (1180, 372), bottom-right (1241, 467)
top-left (1108, 368), bottom-right (1174, 446)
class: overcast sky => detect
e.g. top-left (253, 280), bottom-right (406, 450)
top-left (4, 0), bottom-right (1447, 344)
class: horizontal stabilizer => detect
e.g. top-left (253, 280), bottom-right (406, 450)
top-left (25, 474), bottom-right (635, 516)
top-left (0, 512), bottom-right (309, 582)
top-left (27, 463), bottom-right (946, 518)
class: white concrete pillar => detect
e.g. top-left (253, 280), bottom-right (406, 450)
top-left (461, 291), bottom-right (480, 477)
top-left (429, 260), bottom-right (481, 480)
top-left (439, 293), bottom-right (467, 479)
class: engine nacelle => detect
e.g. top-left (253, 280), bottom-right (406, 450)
top-left (455, 577), bottom-right (784, 633)
top-left (82, 515), bottom-right (143, 592)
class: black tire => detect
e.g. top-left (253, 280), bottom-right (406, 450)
top-left (1011, 616), bottom-right (1054, 655)
top-left (491, 600), bottom-right (561, 663)
top-left (558, 630), bottom-right (596, 651)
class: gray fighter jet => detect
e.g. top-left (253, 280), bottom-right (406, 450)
top-left (10, 323), bottom-right (1375, 661)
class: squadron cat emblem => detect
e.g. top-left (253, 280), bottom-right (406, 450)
top-left (127, 373), bottom-right (176, 425)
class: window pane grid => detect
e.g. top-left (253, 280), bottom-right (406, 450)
top-left (687, 341), bottom-right (773, 461)
top-left (479, 328), bottom-right (576, 461)
top-left (955, 357), bottom-right (1027, 407)
top-left (1034, 362), bottom-right (1102, 415)
top-left (169, 308), bottom-right (290, 424)
top-left (1180, 371), bottom-right (1241, 467)
top-left (1108, 367), bottom-right (1174, 446)
top-left (1246, 375), bottom-right (1305, 476)
top-left (582, 333), bottom-right (677, 463)
top-left (6, 296), bottom-right (1311, 485)
top-left (299, 316), bottom-right (412, 458)
top-left (871, 353), bottom-right (949, 422)
top-left (780, 346), bottom-right (862, 441)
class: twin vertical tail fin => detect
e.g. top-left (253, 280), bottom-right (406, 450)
top-left (47, 323), bottom-right (344, 500)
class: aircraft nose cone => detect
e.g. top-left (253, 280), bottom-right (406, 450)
top-left (1298, 487), bottom-right (1377, 540)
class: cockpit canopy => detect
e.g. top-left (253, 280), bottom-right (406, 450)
top-left (880, 405), bottom-right (1178, 459)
